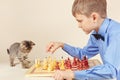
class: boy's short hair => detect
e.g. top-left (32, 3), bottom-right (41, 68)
top-left (72, 0), bottom-right (107, 18)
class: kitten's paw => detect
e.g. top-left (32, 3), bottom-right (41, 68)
top-left (27, 61), bottom-right (31, 63)
top-left (10, 64), bottom-right (15, 67)
top-left (22, 65), bottom-right (30, 69)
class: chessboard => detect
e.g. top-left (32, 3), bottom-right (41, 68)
top-left (26, 57), bottom-right (101, 77)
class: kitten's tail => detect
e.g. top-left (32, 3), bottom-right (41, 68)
top-left (7, 49), bottom-right (10, 54)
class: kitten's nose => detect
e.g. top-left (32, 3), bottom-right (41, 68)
top-left (31, 41), bottom-right (35, 46)
top-left (33, 43), bottom-right (35, 45)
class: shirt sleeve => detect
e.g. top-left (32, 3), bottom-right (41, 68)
top-left (74, 63), bottom-right (116, 79)
top-left (62, 35), bottom-right (99, 59)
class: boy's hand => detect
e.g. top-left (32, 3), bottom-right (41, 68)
top-left (53, 70), bottom-right (74, 80)
top-left (46, 42), bottom-right (64, 53)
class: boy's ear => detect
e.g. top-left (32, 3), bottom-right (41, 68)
top-left (90, 12), bottom-right (99, 23)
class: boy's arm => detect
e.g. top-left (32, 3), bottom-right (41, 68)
top-left (62, 35), bottom-right (99, 59)
top-left (74, 63), bottom-right (116, 79)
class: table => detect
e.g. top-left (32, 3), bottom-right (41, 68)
top-left (0, 60), bottom-right (116, 80)
top-left (0, 62), bottom-right (54, 80)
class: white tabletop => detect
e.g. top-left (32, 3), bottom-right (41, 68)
top-left (0, 62), bottom-right (54, 80)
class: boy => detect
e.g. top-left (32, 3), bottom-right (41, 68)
top-left (46, 0), bottom-right (120, 80)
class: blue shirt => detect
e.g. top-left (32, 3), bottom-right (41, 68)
top-left (62, 18), bottom-right (120, 80)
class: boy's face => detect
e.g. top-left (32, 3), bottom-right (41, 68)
top-left (75, 13), bottom-right (97, 34)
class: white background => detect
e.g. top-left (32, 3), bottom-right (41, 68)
top-left (0, 0), bottom-right (120, 62)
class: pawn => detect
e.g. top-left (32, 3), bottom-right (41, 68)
top-left (35, 59), bottom-right (41, 68)
top-left (66, 57), bottom-right (72, 69)
top-left (55, 62), bottom-right (60, 70)
top-left (59, 59), bottom-right (65, 70)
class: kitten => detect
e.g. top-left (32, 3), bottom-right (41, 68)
top-left (7, 40), bottom-right (35, 68)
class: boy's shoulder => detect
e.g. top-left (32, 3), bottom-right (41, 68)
top-left (107, 18), bottom-right (120, 35)
top-left (108, 18), bottom-right (120, 29)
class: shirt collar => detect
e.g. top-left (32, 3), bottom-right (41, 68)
top-left (92, 18), bottom-right (111, 37)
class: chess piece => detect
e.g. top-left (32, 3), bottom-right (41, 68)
top-left (55, 62), bottom-right (60, 70)
top-left (47, 62), bottom-right (54, 71)
top-left (72, 57), bottom-right (78, 70)
top-left (43, 58), bottom-right (48, 70)
top-left (82, 56), bottom-right (89, 70)
top-left (59, 59), bottom-right (65, 70)
top-left (65, 57), bottom-right (72, 69)
top-left (35, 59), bottom-right (41, 68)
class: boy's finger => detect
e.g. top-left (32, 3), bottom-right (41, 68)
top-left (46, 42), bottom-right (54, 52)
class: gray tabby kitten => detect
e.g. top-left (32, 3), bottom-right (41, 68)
top-left (7, 40), bottom-right (35, 68)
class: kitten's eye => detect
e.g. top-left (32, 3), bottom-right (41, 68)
top-left (22, 44), bottom-right (26, 46)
